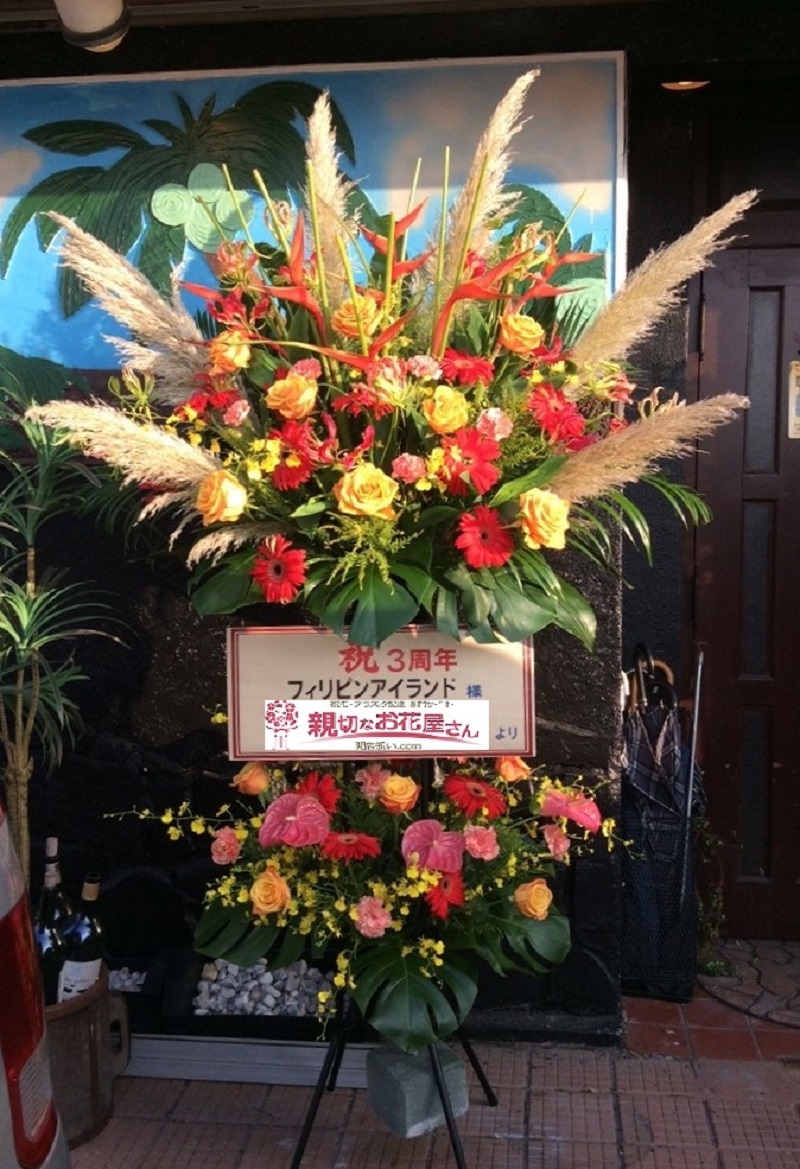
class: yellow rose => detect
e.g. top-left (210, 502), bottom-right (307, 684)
top-left (513, 878), bottom-right (553, 921)
top-left (266, 372), bottom-right (318, 420)
top-left (421, 386), bottom-right (470, 435)
top-left (195, 470), bottom-right (248, 527)
top-left (495, 756), bottom-right (532, 783)
top-left (518, 487), bottom-right (570, 550)
top-left (498, 313), bottom-right (545, 357)
top-left (250, 867), bottom-right (291, 916)
top-left (379, 774), bottom-right (421, 814)
top-left (331, 294), bottom-right (380, 338)
top-left (333, 464), bottom-right (398, 520)
top-left (208, 328), bottom-right (251, 375)
top-left (230, 761), bottom-right (270, 796)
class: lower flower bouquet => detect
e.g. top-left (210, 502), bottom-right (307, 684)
top-left (161, 754), bottom-right (613, 1052)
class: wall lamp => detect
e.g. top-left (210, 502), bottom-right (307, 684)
top-left (660, 80), bottom-right (711, 92)
top-left (53, 0), bottom-right (130, 52)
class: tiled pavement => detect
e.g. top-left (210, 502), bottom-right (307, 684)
top-left (70, 990), bottom-right (800, 1169)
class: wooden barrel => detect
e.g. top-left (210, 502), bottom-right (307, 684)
top-left (44, 966), bottom-right (129, 1147)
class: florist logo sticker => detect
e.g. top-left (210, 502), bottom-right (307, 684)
top-left (264, 700), bottom-right (299, 749)
top-left (263, 699), bottom-right (490, 754)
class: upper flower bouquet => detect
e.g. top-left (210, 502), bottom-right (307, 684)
top-left (29, 71), bottom-right (753, 648)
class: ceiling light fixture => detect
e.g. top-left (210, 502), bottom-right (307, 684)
top-left (660, 80), bottom-right (711, 92)
top-left (53, 0), bottom-right (130, 52)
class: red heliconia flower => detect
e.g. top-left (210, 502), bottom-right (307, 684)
top-left (455, 505), bottom-right (515, 569)
top-left (443, 774), bottom-right (507, 820)
top-left (440, 349), bottom-right (495, 387)
top-left (528, 384), bottom-right (587, 445)
top-left (251, 535), bottom-right (307, 604)
top-left (321, 832), bottom-right (382, 862)
top-left (296, 771), bottom-right (341, 814)
top-left (425, 871), bottom-right (465, 920)
top-left (441, 428), bottom-right (501, 496)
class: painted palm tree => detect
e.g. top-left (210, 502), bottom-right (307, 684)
top-left (0, 80), bottom-right (357, 318)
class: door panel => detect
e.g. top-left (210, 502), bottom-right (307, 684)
top-left (695, 247), bottom-right (800, 938)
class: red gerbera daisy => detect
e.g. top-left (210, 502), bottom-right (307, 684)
top-left (271, 420), bottom-right (315, 491)
top-left (296, 770), bottom-right (342, 814)
top-left (440, 349), bottom-right (495, 387)
top-left (251, 535), bottom-right (307, 604)
top-left (425, 871), bottom-right (465, 920)
top-left (441, 428), bottom-right (501, 496)
top-left (443, 774), bottom-right (507, 820)
top-left (528, 384), bottom-right (586, 445)
top-left (321, 832), bottom-right (382, 862)
top-left (455, 505), bottom-right (515, 569)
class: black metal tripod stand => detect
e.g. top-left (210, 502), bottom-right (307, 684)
top-left (288, 993), bottom-right (497, 1169)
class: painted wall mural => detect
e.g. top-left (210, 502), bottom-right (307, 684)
top-left (0, 54), bottom-right (624, 372)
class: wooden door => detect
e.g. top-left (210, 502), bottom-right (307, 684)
top-left (693, 244), bottom-right (800, 938)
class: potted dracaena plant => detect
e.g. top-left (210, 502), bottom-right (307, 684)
top-left (0, 364), bottom-right (122, 888)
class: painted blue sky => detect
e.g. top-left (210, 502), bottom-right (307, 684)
top-left (0, 54), bottom-right (624, 369)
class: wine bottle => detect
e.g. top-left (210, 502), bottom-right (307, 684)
top-left (42, 836), bottom-right (74, 927)
top-left (32, 855), bottom-right (69, 1007)
top-left (58, 874), bottom-right (105, 1002)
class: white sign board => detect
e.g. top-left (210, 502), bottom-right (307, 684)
top-left (227, 626), bottom-right (534, 760)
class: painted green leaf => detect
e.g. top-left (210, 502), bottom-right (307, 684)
top-left (137, 219), bottom-right (187, 298)
top-left (23, 119), bottom-right (150, 155)
top-left (0, 166), bottom-right (104, 277)
top-left (151, 183), bottom-right (194, 227)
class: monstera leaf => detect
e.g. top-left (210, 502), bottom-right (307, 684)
top-left (349, 940), bottom-right (479, 1053)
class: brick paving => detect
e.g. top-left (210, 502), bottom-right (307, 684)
top-left (70, 1035), bottom-right (800, 1169)
top-left (68, 938), bottom-right (800, 1169)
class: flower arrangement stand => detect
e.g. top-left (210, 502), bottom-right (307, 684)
top-left (288, 994), bottom-right (497, 1169)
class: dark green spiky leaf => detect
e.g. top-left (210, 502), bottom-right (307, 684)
top-left (551, 578), bottom-right (597, 650)
top-left (490, 456), bottom-right (567, 507)
top-left (434, 586), bottom-right (460, 641)
top-left (490, 577), bottom-right (556, 641)
top-left (189, 555), bottom-right (262, 616)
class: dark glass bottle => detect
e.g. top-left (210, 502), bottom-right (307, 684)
top-left (32, 848), bottom-right (70, 1006)
top-left (59, 874), bottom-right (104, 1001)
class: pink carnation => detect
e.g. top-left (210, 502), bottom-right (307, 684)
top-left (463, 824), bottom-right (500, 861)
top-left (543, 823), bottom-right (571, 861)
top-left (210, 826), bottom-right (242, 865)
top-left (291, 358), bottom-right (323, 380)
top-left (222, 398), bottom-right (251, 426)
top-left (354, 761), bottom-right (391, 800)
top-left (355, 895), bottom-right (393, 939)
top-left (258, 792), bottom-right (330, 847)
top-left (476, 407), bottom-right (513, 442)
top-left (540, 790), bottom-right (602, 834)
top-left (401, 820), bottom-right (465, 873)
top-left (391, 453), bottom-right (428, 484)
top-left (406, 354), bottom-right (442, 381)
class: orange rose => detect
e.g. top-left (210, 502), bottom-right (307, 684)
top-left (230, 761), bottom-right (270, 796)
top-left (333, 464), bottom-right (398, 520)
top-left (331, 294), bottom-right (380, 339)
top-left (208, 328), bottom-right (251, 375)
top-left (421, 386), bottom-right (470, 435)
top-left (513, 878), bottom-right (553, 921)
top-left (495, 755), bottom-right (532, 783)
top-left (379, 774), bottom-right (421, 814)
top-left (266, 372), bottom-right (318, 420)
top-left (518, 487), bottom-right (570, 550)
top-left (498, 313), bottom-right (545, 357)
top-left (250, 867), bottom-right (291, 916)
top-left (195, 470), bottom-right (248, 526)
